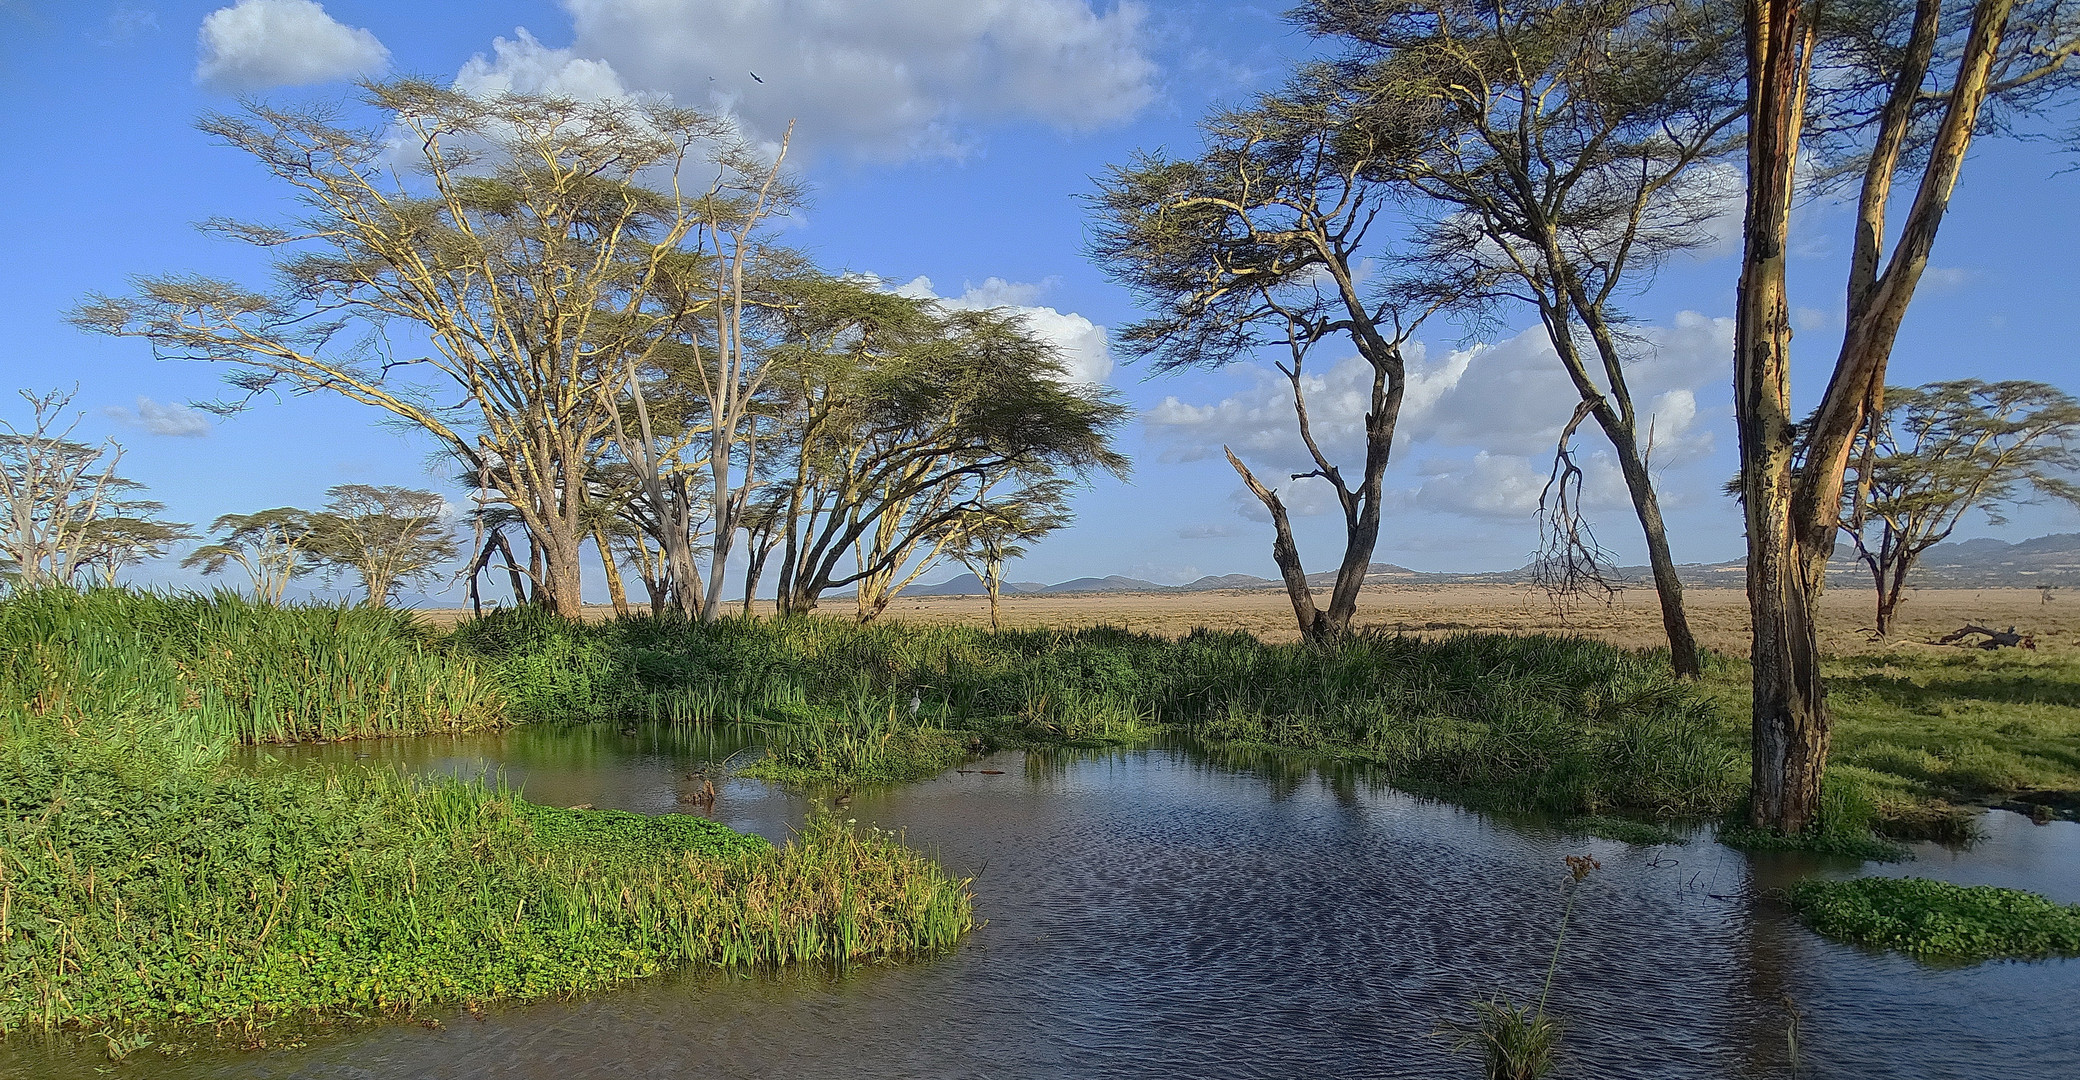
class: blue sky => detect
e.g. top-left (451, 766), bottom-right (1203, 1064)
top-left (4, 0), bottom-right (2078, 604)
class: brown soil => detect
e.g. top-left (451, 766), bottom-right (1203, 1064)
top-left (419, 584), bottom-right (2080, 656)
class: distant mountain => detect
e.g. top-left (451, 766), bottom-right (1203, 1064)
top-left (906, 572), bottom-right (1046, 596)
top-left (897, 533), bottom-right (2080, 601)
top-left (1038, 575), bottom-right (1170, 594)
top-left (1178, 573), bottom-right (1278, 591)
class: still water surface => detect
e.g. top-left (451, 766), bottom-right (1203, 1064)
top-left (9, 723), bottom-right (2078, 1079)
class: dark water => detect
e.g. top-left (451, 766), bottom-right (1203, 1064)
top-left (7, 724), bottom-right (2079, 1079)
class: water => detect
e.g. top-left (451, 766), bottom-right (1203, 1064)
top-left (7, 724), bottom-right (2078, 1079)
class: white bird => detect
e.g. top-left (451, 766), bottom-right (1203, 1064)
top-left (909, 690), bottom-right (922, 717)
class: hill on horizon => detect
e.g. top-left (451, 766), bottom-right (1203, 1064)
top-left (908, 533), bottom-right (2080, 596)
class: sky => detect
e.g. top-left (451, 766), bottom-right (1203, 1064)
top-left (3, 0), bottom-right (2078, 605)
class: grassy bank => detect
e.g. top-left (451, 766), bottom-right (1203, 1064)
top-left (1702, 648), bottom-right (2080, 842)
top-left (455, 611), bottom-right (1743, 817)
top-left (0, 725), bottom-right (972, 1051)
top-left (0, 588), bottom-right (499, 743)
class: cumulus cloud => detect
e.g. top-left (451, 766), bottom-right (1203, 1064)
top-left (1149, 312), bottom-right (1734, 523)
top-left (1177, 523), bottom-right (1245, 540)
top-left (195, 0), bottom-right (388, 91)
top-left (453, 28), bottom-right (635, 102)
top-left (1229, 476), bottom-right (1340, 522)
top-left (104, 397), bottom-right (212, 438)
top-left (897, 276), bottom-right (1113, 385)
top-left (550, 0), bottom-right (1157, 161)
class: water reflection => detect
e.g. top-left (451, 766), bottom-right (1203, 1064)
top-left (5, 725), bottom-right (2076, 1079)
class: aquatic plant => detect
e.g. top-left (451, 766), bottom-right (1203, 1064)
top-left (1450, 855), bottom-right (1600, 1080)
top-left (1789, 876), bottom-right (2080, 961)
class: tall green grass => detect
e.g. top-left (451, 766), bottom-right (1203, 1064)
top-left (456, 614), bottom-right (1742, 815)
top-left (0, 588), bottom-right (500, 743)
top-left (0, 724), bottom-right (973, 1048)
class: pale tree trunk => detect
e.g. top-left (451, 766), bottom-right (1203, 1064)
top-left (594, 524), bottom-right (631, 618)
top-left (1737, 0), bottom-right (2010, 831)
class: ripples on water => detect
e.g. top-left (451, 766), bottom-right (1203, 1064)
top-left (6, 724), bottom-right (2077, 1079)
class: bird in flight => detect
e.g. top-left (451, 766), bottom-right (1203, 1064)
top-left (749, 71), bottom-right (764, 83)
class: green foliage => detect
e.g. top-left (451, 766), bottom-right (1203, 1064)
top-left (1790, 876), bottom-right (2080, 961)
top-left (738, 703), bottom-right (970, 786)
top-left (457, 613), bottom-right (1741, 815)
top-left (0, 587), bottom-right (501, 743)
top-left (0, 723), bottom-right (973, 1047)
top-left (1456, 996), bottom-right (1563, 1080)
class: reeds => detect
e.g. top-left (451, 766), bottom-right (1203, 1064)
top-left (458, 613), bottom-right (1741, 814)
top-left (0, 587), bottom-right (500, 744)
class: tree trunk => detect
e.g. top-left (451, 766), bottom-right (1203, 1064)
top-left (1738, 0), bottom-right (1827, 833)
top-left (1227, 448), bottom-right (1325, 639)
top-left (595, 525), bottom-right (631, 618)
top-left (1609, 430), bottom-right (1703, 677)
top-left (985, 554), bottom-right (1004, 631)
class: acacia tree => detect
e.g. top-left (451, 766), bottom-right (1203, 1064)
top-left (1840, 380), bottom-right (2080, 634)
top-left (1298, 0), bottom-right (1746, 675)
top-left (74, 81), bottom-right (749, 615)
top-left (768, 288), bottom-right (1127, 617)
top-left (307, 484), bottom-right (459, 606)
top-left (1736, 0), bottom-right (2080, 830)
top-left (1091, 72), bottom-right (1449, 641)
top-left (75, 505), bottom-right (195, 587)
top-left (183, 508), bottom-right (320, 603)
top-left (948, 477), bottom-right (1072, 630)
top-left (0, 388), bottom-right (134, 588)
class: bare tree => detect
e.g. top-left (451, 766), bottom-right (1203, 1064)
top-left (1090, 75), bottom-right (1452, 641)
top-left (1735, 0), bottom-right (2080, 831)
top-left (0, 388), bottom-right (130, 589)
top-left (1295, 0), bottom-right (1746, 675)
top-left (74, 81), bottom-right (750, 615)
top-left (1840, 380), bottom-right (2080, 634)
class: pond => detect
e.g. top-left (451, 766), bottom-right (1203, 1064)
top-left (7, 723), bottom-right (2078, 1079)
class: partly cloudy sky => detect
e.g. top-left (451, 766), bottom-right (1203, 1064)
top-left (3, 0), bottom-right (2077, 600)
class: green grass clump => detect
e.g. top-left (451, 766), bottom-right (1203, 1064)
top-left (0, 587), bottom-right (499, 744)
top-left (0, 725), bottom-right (974, 1049)
top-left (736, 702), bottom-right (972, 786)
top-left (1790, 876), bottom-right (2080, 961)
top-left (457, 613), bottom-right (1742, 816)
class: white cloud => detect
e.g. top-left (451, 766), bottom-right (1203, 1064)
top-left (1147, 312), bottom-right (1734, 524)
top-left (453, 28), bottom-right (634, 102)
top-left (1229, 476), bottom-right (1339, 522)
top-left (1921, 265), bottom-right (1971, 291)
top-left (553, 0), bottom-right (1157, 161)
top-left (898, 276), bottom-right (1113, 385)
top-left (1177, 523), bottom-right (1245, 539)
top-left (195, 0), bottom-right (388, 91)
top-left (1410, 452), bottom-right (1548, 519)
top-left (104, 397), bottom-right (212, 438)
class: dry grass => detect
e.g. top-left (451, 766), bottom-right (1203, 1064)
top-left (420, 585), bottom-right (2080, 656)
